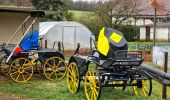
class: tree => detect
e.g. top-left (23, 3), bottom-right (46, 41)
top-left (92, 0), bottom-right (141, 27)
top-left (31, 0), bottom-right (68, 21)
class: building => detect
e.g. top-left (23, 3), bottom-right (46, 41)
top-left (140, 23), bottom-right (170, 41)
top-left (0, 7), bottom-right (44, 44)
top-left (124, 0), bottom-right (170, 41)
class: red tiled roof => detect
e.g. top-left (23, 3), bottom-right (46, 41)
top-left (139, 0), bottom-right (170, 15)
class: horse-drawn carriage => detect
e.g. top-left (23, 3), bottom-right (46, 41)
top-left (0, 11), bottom-right (67, 83)
top-left (66, 27), bottom-right (152, 100)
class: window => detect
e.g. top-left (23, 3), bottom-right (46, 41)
top-left (146, 26), bottom-right (150, 40)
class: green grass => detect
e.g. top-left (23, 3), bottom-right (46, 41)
top-left (69, 10), bottom-right (93, 19)
top-left (0, 74), bottom-right (169, 100)
top-left (128, 42), bottom-right (170, 45)
top-left (0, 76), bottom-right (85, 100)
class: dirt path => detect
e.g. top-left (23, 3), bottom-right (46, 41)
top-left (0, 92), bottom-right (22, 100)
top-left (0, 76), bottom-right (23, 100)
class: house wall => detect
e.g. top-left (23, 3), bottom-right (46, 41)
top-left (140, 26), bottom-right (169, 41)
top-left (150, 27), bottom-right (153, 40)
top-left (150, 27), bottom-right (168, 41)
top-left (156, 27), bottom-right (168, 41)
top-left (140, 27), bottom-right (146, 40)
top-left (0, 12), bottom-right (39, 44)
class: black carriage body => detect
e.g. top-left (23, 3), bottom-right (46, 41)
top-left (67, 27), bottom-right (152, 99)
top-left (69, 55), bottom-right (90, 78)
top-left (38, 50), bottom-right (65, 63)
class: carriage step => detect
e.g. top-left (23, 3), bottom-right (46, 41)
top-left (106, 78), bottom-right (129, 82)
top-left (101, 72), bottom-right (127, 76)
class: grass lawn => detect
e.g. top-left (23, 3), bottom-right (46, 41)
top-left (128, 42), bottom-right (170, 45)
top-left (69, 10), bottom-right (93, 19)
top-left (0, 74), bottom-right (169, 100)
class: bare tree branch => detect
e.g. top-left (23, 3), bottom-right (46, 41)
top-left (92, 0), bottom-right (141, 27)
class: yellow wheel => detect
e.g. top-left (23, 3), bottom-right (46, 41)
top-left (0, 55), bottom-right (10, 76)
top-left (132, 79), bottom-right (152, 96)
top-left (67, 62), bottom-right (80, 93)
top-left (84, 70), bottom-right (101, 100)
top-left (43, 56), bottom-right (67, 80)
top-left (9, 58), bottom-right (34, 83)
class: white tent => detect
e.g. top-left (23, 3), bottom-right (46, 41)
top-left (39, 21), bottom-right (94, 50)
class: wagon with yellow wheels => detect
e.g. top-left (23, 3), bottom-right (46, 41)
top-left (66, 27), bottom-right (152, 100)
top-left (0, 11), bottom-right (67, 83)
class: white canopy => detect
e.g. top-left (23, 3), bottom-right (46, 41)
top-left (39, 21), bottom-right (94, 50)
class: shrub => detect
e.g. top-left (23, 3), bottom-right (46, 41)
top-left (114, 25), bottom-right (139, 42)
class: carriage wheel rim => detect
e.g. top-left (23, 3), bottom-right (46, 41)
top-left (132, 79), bottom-right (152, 96)
top-left (84, 70), bottom-right (100, 100)
top-left (43, 57), bottom-right (67, 80)
top-left (9, 58), bottom-right (34, 83)
top-left (67, 62), bottom-right (79, 93)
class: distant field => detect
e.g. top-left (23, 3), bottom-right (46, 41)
top-left (69, 10), bottom-right (93, 19)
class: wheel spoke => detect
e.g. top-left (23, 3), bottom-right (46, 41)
top-left (133, 87), bottom-right (137, 95)
top-left (95, 85), bottom-right (99, 89)
top-left (74, 81), bottom-right (78, 88)
top-left (71, 82), bottom-right (75, 91)
top-left (53, 59), bottom-right (56, 67)
top-left (134, 86), bottom-right (136, 91)
top-left (93, 89), bottom-right (97, 100)
top-left (89, 71), bottom-right (92, 77)
top-left (68, 68), bottom-right (72, 74)
top-left (21, 73), bottom-right (26, 81)
top-left (90, 89), bottom-right (94, 100)
top-left (23, 60), bottom-right (27, 65)
top-left (16, 73), bottom-right (21, 81)
top-left (24, 71), bottom-right (32, 76)
top-left (70, 65), bottom-right (74, 73)
top-left (67, 75), bottom-right (73, 79)
top-left (10, 71), bottom-right (19, 75)
top-left (48, 71), bottom-right (54, 79)
top-left (56, 70), bottom-right (64, 75)
top-left (75, 78), bottom-right (79, 82)
top-left (94, 88), bottom-right (99, 96)
top-left (142, 88), bottom-right (147, 96)
top-left (132, 80), bottom-right (150, 97)
top-left (143, 86), bottom-right (149, 93)
top-left (46, 62), bottom-right (53, 69)
top-left (56, 61), bottom-right (61, 68)
top-left (24, 65), bottom-right (33, 70)
top-left (10, 65), bottom-right (19, 69)
top-left (69, 67), bottom-right (75, 77)
top-left (73, 82), bottom-right (77, 90)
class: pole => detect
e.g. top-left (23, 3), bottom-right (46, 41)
top-left (45, 40), bottom-right (47, 48)
top-left (110, 8), bottom-right (113, 28)
top-left (162, 52), bottom-right (168, 100)
top-left (134, 17), bottom-right (137, 39)
top-left (153, 8), bottom-right (157, 46)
